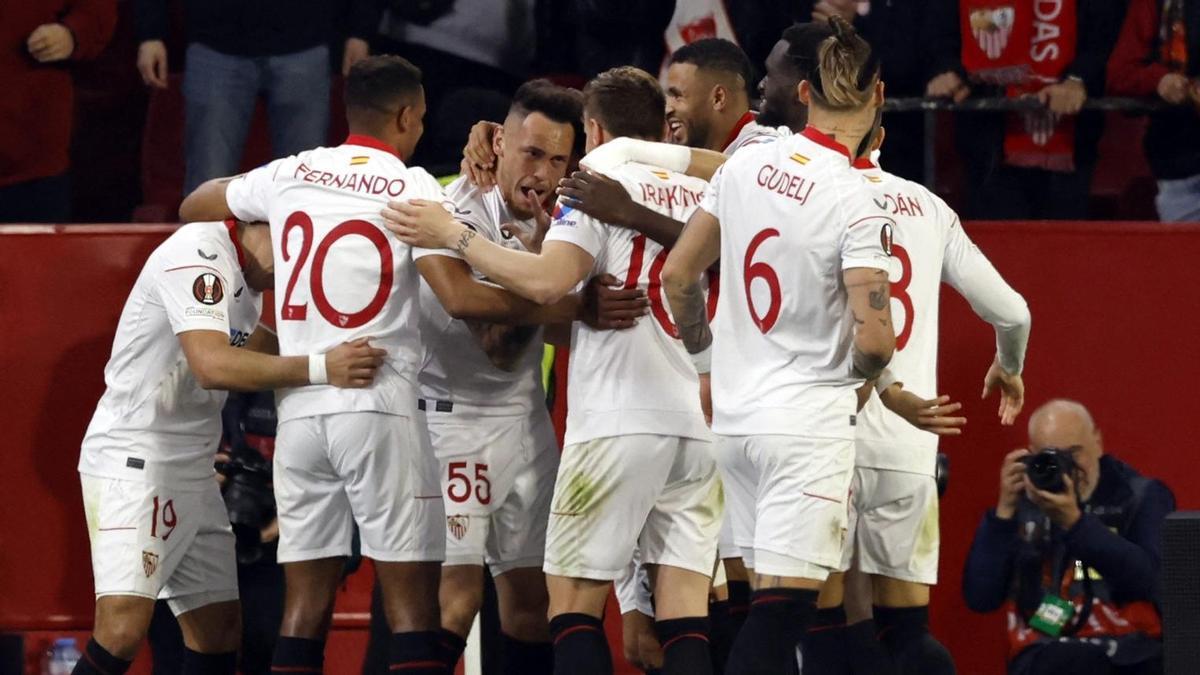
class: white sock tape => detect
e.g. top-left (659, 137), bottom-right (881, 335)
top-left (689, 345), bottom-right (712, 374)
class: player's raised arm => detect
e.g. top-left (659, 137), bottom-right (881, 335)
top-left (557, 170), bottom-right (691, 249)
top-left (940, 214), bottom-right (1031, 424)
top-left (178, 331), bottom-right (387, 390)
top-left (385, 198), bottom-right (594, 305)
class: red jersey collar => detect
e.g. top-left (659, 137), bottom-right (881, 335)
top-left (852, 156), bottom-right (877, 169)
top-left (343, 134), bottom-right (400, 158)
top-left (801, 126), bottom-right (853, 161)
top-left (225, 218), bottom-right (247, 270)
top-left (721, 111), bottom-right (758, 152)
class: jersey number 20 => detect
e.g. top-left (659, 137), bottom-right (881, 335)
top-left (280, 211), bottom-right (392, 328)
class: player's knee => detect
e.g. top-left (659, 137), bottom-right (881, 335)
top-left (440, 589), bottom-right (484, 636)
top-left (499, 602), bottom-right (549, 642)
top-left (93, 620), bottom-right (147, 659)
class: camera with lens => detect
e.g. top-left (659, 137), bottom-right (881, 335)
top-left (1022, 448), bottom-right (1078, 494)
top-left (216, 445), bottom-right (275, 565)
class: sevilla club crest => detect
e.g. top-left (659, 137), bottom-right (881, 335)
top-left (193, 273), bottom-right (224, 305)
top-left (970, 6), bottom-right (1016, 60)
top-left (142, 550), bottom-right (160, 578)
top-left (447, 515), bottom-right (469, 541)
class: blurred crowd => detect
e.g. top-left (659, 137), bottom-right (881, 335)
top-left (1, 0), bottom-right (1197, 225)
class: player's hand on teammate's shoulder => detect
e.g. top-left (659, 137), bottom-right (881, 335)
top-left (324, 337), bottom-right (388, 388)
top-left (557, 170), bottom-right (634, 225)
top-left (381, 199), bottom-right (461, 249)
top-left (581, 274), bottom-right (649, 331)
top-left (879, 386), bottom-right (967, 436)
top-left (462, 121), bottom-right (502, 188)
top-left (981, 357), bottom-right (1024, 426)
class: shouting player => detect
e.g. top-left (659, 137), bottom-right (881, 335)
top-left (417, 79), bottom-right (583, 674)
top-left (662, 18), bottom-right (894, 674)
top-left (383, 66), bottom-right (723, 675)
top-left (72, 219), bottom-right (385, 675)
top-left (179, 56), bottom-right (580, 675)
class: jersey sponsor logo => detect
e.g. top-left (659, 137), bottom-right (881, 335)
top-left (234, 286), bottom-right (244, 298)
top-left (193, 273), bottom-right (224, 305)
top-left (880, 223), bottom-right (894, 256)
top-left (126, 457), bottom-right (145, 470)
top-left (185, 306), bottom-right (226, 321)
top-left (551, 202), bottom-right (577, 227)
top-left (197, 248), bottom-right (217, 261)
top-left (142, 550), bottom-right (159, 577)
top-left (756, 164), bottom-right (816, 204)
top-left (447, 515), bottom-right (469, 540)
top-left (229, 328), bottom-right (251, 348)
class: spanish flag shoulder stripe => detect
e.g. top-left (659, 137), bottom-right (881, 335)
top-left (789, 153), bottom-right (809, 165)
top-left (651, 170), bottom-right (671, 180)
top-left (350, 156), bottom-right (370, 165)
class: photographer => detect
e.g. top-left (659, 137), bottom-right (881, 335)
top-left (962, 400), bottom-right (1174, 675)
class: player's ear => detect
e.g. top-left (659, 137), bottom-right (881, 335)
top-left (872, 126), bottom-right (886, 153)
top-left (798, 80), bottom-right (812, 106)
top-left (874, 80), bottom-right (886, 107)
top-left (711, 83), bottom-right (726, 111)
top-left (493, 124), bottom-right (505, 159)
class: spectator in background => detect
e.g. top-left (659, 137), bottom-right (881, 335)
top-left (963, 400), bottom-right (1173, 675)
top-left (1107, 0), bottom-right (1200, 222)
top-left (0, 0), bottom-right (116, 223)
top-left (955, 0), bottom-right (1126, 220)
top-left (803, 0), bottom-right (965, 184)
top-left (374, 0), bottom-right (536, 174)
top-left (135, 0), bottom-right (380, 194)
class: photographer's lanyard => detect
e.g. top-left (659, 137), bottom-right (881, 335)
top-left (1031, 515), bottom-right (1095, 637)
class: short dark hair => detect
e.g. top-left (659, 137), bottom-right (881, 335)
top-left (345, 55), bottom-right (423, 117)
top-left (780, 22), bottom-right (833, 81)
top-left (670, 38), bottom-right (755, 98)
top-left (582, 66), bottom-right (664, 140)
top-left (510, 79), bottom-right (583, 127)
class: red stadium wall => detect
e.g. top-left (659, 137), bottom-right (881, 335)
top-left (2, 222), bottom-right (1197, 674)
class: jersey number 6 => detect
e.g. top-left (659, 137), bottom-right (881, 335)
top-left (280, 211), bottom-right (393, 328)
top-left (744, 228), bottom-right (782, 333)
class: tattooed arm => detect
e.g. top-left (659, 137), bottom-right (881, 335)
top-left (844, 267), bottom-right (895, 380)
top-left (662, 208), bottom-right (722, 359)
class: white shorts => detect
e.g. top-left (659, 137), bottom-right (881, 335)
top-left (429, 407), bottom-right (559, 575)
top-left (840, 468), bottom-right (939, 585)
top-left (80, 474), bottom-right (238, 616)
top-left (544, 434), bottom-right (722, 581)
top-left (614, 548), bottom-right (655, 617)
top-left (718, 435), bottom-right (855, 580)
top-left (713, 434), bottom-right (760, 568)
top-left (274, 411), bottom-right (444, 563)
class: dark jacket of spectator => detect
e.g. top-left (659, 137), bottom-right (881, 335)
top-left (135, 0), bottom-right (379, 58)
top-left (567, 0), bottom-right (675, 78)
top-left (0, 0), bottom-right (116, 188)
top-left (963, 455), bottom-right (1174, 666)
top-left (1107, 0), bottom-right (1200, 180)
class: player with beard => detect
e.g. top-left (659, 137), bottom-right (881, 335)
top-left (383, 66), bottom-right (724, 675)
top-left (416, 79), bottom-right (582, 674)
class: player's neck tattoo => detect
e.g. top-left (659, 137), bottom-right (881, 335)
top-left (454, 228), bottom-right (477, 255)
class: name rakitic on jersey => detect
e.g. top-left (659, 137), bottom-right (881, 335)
top-left (293, 162), bottom-right (407, 197)
top-left (638, 182), bottom-right (705, 211)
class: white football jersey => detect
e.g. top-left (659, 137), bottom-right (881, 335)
top-left (854, 159), bottom-right (1029, 474)
top-left (226, 135), bottom-right (448, 423)
top-left (544, 160), bottom-right (714, 446)
top-left (79, 221), bottom-right (263, 488)
top-left (701, 127), bottom-right (894, 439)
top-left (417, 176), bottom-right (545, 414)
top-left (723, 113), bottom-right (791, 156)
